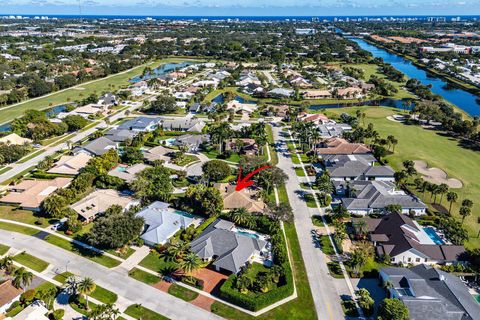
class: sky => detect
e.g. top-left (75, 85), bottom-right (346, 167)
top-left (0, 0), bottom-right (479, 16)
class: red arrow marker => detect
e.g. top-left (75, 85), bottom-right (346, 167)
top-left (235, 165), bottom-right (271, 192)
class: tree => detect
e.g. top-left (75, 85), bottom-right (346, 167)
top-left (78, 277), bottom-right (96, 311)
top-left (179, 252), bottom-right (202, 276)
top-left (315, 171), bottom-right (334, 194)
top-left (185, 185), bottom-right (223, 216)
top-left (228, 207), bottom-right (253, 226)
top-left (130, 165), bottom-right (173, 202)
top-left (63, 115), bottom-right (89, 132)
top-left (88, 303), bottom-right (120, 320)
top-left (437, 183), bottom-right (449, 204)
top-left (0, 255), bottom-right (14, 274)
top-left (257, 167), bottom-right (288, 194)
top-left (202, 160), bottom-right (231, 182)
top-left (268, 202), bottom-right (293, 222)
top-left (12, 267), bottom-right (33, 292)
top-left (42, 194), bottom-right (68, 218)
top-left (356, 288), bottom-right (374, 315)
top-left (447, 191), bottom-right (458, 214)
top-left (121, 146), bottom-right (144, 165)
top-left (459, 206), bottom-right (472, 224)
top-left (148, 94), bottom-right (177, 114)
top-left (377, 298), bottom-right (409, 320)
top-left (87, 205), bottom-right (144, 249)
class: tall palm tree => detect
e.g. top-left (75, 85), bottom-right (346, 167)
top-left (12, 267), bottom-right (33, 292)
top-left (64, 276), bottom-right (78, 296)
top-left (460, 206), bottom-right (472, 225)
top-left (446, 191), bottom-right (458, 213)
top-left (437, 183), bottom-right (449, 204)
top-left (166, 241), bottom-right (189, 262)
top-left (78, 277), bottom-right (96, 311)
top-left (179, 252), bottom-right (202, 276)
top-left (228, 208), bottom-right (251, 226)
top-left (0, 256), bottom-right (14, 274)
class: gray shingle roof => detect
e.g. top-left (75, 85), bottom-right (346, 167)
top-left (118, 117), bottom-right (161, 131)
top-left (190, 219), bottom-right (266, 274)
top-left (74, 137), bottom-right (117, 156)
top-left (104, 129), bottom-right (138, 142)
top-left (381, 264), bottom-right (480, 320)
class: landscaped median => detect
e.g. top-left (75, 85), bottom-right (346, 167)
top-left (125, 304), bottom-right (169, 320)
top-left (12, 251), bottom-right (49, 272)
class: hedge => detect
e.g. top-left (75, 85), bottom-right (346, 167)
top-left (219, 263), bottom-right (294, 311)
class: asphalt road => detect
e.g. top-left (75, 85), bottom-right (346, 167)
top-left (0, 230), bottom-right (222, 320)
top-left (272, 126), bottom-right (345, 320)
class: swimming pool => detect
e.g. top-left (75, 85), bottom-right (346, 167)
top-left (423, 227), bottom-right (445, 245)
top-left (236, 230), bottom-right (260, 239)
top-left (161, 138), bottom-right (176, 147)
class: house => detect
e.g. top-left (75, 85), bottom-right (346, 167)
top-left (129, 81), bottom-right (148, 96)
top-left (316, 138), bottom-right (371, 156)
top-left (108, 163), bottom-right (149, 183)
top-left (11, 300), bottom-right (49, 320)
top-left (174, 91), bottom-right (195, 101)
top-left (188, 103), bottom-right (202, 113)
top-left (0, 133), bottom-right (32, 145)
top-left (70, 189), bottom-right (139, 222)
top-left (268, 88), bottom-right (294, 98)
top-left (379, 264), bottom-right (480, 320)
top-left (190, 219), bottom-right (268, 274)
top-left (336, 87), bottom-right (363, 99)
top-left (290, 76), bottom-right (312, 88)
top-left (143, 145), bottom-right (177, 163)
top-left (0, 280), bottom-right (22, 314)
top-left (317, 123), bottom-right (352, 138)
top-left (236, 74), bottom-right (261, 87)
top-left (0, 178), bottom-right (72, 211)
top-left (214, 183), bottom-right (265, 213)
top-left (57, 104), bottom-right (109, 119)
top-left (73, 137), bottom-right (117, 157)
top-left (355, 212), bottom-right (465, 265)
top-left (118, 117), bottom-right (162, 132)
top-left (161, 117), bottom-right (206, 133)
top-left (136, 201), bottom-right (200, 246)
top-left (338, 180), bottom-right (427, 215)
top-left (299, 113), bottom-right (331, 125)
top-left (47, 153), bottom-right (92, 175)
top-left (104, 129), bottom-right (139, 143)
top-left (226, 100), bottom-right (257, 115)
top-left (267, 105), bottom-right (289, 118)
top-left (302, 90), bottom-right (332, 99)
top-left (323, 154), bottom-right (395, 182)
top-left (224, 138), bottom-right (259, 156)
top-left (173, 134), bottom-right (209, 152)
top-left (98, 93), bottom-right (118, 106)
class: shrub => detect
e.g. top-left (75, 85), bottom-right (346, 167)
top-left (50, 309), bottom-right (65, 320)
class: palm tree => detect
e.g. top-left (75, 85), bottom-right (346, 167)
top-left (437, 183), bottom-right (449, 204)
top-left (228, 208), bottom-right (251, 226)
top-left (12, 267), bottom-right (33, 292)
top-left (64, 275), bottom-right (78, 296)
top-left (166, 241), bottom-right (189, 262)
top-left (78, 277), bottom-right (96, 311)
top-left (179, 252), bottom-right (202, 276)
top-left (447, 191), bottom-right (458, 214)
top-left (0, 255), bottom-right (14, 274)
top-left (459, 206), bottom-right (472, 225)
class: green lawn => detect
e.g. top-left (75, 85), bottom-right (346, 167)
top-left (43, 234), bottom-right (121, 268)
top-left (106, 247), bottom-right (135, 260)
top-left (125, 304), bottom-right (169, 320)
top-left (139, 252), bottom-right (177, 275)
top-left (0, 58), bottom-right (200, 126)
top-left (53, 271), bottom-right (74, 284)
top-left (0, 205), bottom-right (50, 227)
top-left (319, 235), bottom-right (335, 255)
top-left (167, 283), bottom-right (199, 302)
top-left (171, 155), bottom-right (199, 167)
top-left (202, 149), bottom-right (242, 163)
top-left (294, 167), bottom-right (305, 177)
top-left (128, 267), bottom-right (161, 285)
top-left (311, 215), bottom-right (324, 227)
top-left (324, 106), bottom-right (480, 248)
top-left (90, 285), bottom-right (118, 304)
top-left (0, 243), bottom-right (10, 255)
top-left (12, 251), bottom-right (49, 272)
top-left (0, 221), bottom-right (39, 235)
top-left (304, 193), bottom-right (317, 208)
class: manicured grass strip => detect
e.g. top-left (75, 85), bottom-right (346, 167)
top-left (304, 193), bottom-right (317, 208)
top-left (0, 206), bottom-right (50, 227)
top-left (294, 167), bottom-right (305, 177)
top-left (12, 251), bottom-right (49, 272)
top-left (211, 302), bottom-right (252, 320)
top-left (0, 243), bottom-right (10, 255)
top-left (0, 167), bottom-right (12, 175)
top-left (128, 267), bottom-right (161, 285)
top-left (167, 283), bottom-right (198, 302)
top-left (43, 234), bottom-right (121, 268)
top-left (319, 235), bottom-right (335, 255)
top-left (125, 304), bottom-right (169, 320)
top-left (0, 221), bottom-right (39, 235)
top-left (53, 271), bottom-right (75, 284)
top-left (91, 285), bottom-right (118, 304)
top-left (139, 252), bottom-right (177, 274)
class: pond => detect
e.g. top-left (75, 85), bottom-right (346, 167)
top-left (129, 61), bottom-right (195, 83)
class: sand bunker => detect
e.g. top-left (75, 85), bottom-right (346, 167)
top-left (386, 114), bottom-right (406, 123)
top-left (414, 160), bottom-right (463, 189)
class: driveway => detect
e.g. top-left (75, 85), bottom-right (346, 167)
top-left (192, 268), bottom-right (228, 294)
top-left (0, 230), bottom-right (221, 320)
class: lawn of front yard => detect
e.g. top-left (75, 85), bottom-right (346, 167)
top-left (125, 304), bottom-right (169, 320)
top-left (12, 251), bottom-right (49, 272)
top-left (323, 106), bottom-right (480, 248)
top-left (0, 244), bottom-right (10, 255)
top-left (167, 283), bottom-right (199, 302)
top-left (139, 251), bottom-right (177, 275)
top-left (128, 267), bottom-right (161, 285)
top-left (0, 205), bottom-right (50, 227)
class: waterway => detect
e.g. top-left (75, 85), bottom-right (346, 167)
top-left (129, 61), bottom-right (195, 83)
top-left (350, 37), bottom-right (480, 116)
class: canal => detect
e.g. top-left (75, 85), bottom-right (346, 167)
top-left (350, 37), bottom-right (480, 116)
